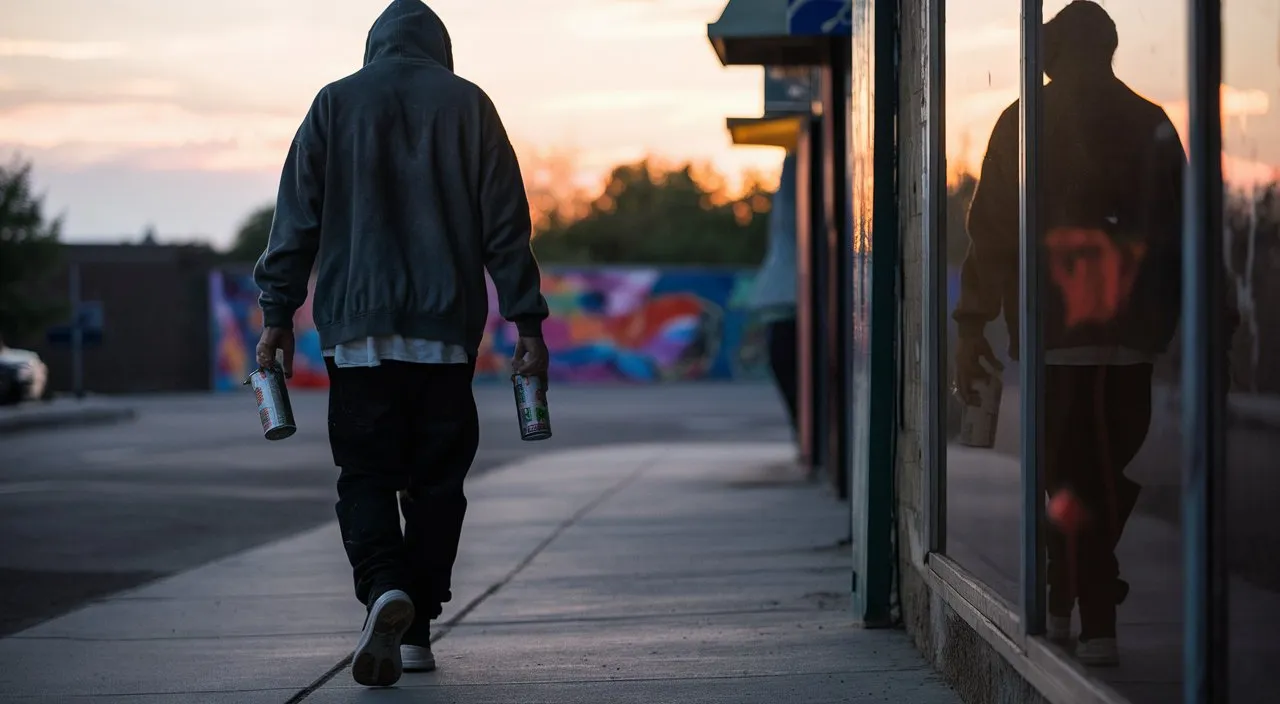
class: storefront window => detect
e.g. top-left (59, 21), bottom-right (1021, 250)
top-left (942, 0), bottom-right (1022, 605)
top-left (1035, 1), bottom-right (1186, 698)
top-left (1223, 0), bottom-right (1280, 700)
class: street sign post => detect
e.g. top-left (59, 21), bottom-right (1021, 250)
top-left (764, 66), bottom-right (817, 114)
top-left (44, 265), bottom-right (101, 398)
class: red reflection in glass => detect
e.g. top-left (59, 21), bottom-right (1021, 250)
top-left (1046, 227), bottom-right (1148, 327)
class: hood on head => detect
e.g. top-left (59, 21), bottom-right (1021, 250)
top-left (363, 0), bottom-right (453, 70)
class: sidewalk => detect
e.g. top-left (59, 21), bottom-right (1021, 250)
top-left (0, 443), bottom-right (958, 704)
top-left (0, 397), bottom-right (136, 436)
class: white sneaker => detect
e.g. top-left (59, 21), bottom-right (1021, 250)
top-left (1076, 637), bottom-right (1119, 667)
top-left (402, 643), bottom-right (436, 672)
top-left (1047, 616), bottom-right (1073, 645)
top-left (351, 590), bottom-right (415, 687)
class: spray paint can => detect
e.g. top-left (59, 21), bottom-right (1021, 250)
top-left (244, 362), bottom-right (297, 441)
top-left (512, 374), bottom-right (551, 441)
top-left (956, 362), bottom-right (1002, 449)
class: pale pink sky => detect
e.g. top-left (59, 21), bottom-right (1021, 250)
top-left (946, 0), bottom-right (1278, 187)
top-left (0, 0), bottom-right (784, 246)
top-left (3, 0), bottom-right (1274, 247)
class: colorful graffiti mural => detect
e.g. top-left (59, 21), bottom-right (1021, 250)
top-left (210, 268), bottom-right (769, 390)
top-left (210, 270), bottom-right (330, 391)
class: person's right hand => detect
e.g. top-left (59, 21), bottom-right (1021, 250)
top-left (954, 335), bottom-right (1002, 405)
top-left (512, 336), bottom-right (550, 384)
top-left (256, 326), bottom-right (296, 379)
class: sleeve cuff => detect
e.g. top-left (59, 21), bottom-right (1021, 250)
top-left (261, 308), bottom-right (295, 330)
top-left (515, 319), bottom-right (543, 338)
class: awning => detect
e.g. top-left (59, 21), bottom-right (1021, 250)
top-left (726, 115), bottom-right (807, 149)
top-left (707, 0), bottom-right (830, 66)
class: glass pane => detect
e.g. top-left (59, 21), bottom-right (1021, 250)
top-left (1036, 1), bottom-right (1185, 697)
top-left (848, 0), bottom-right (875, 619)
top-left (943, 0), bottom-right (1023, 605)
top-left (1222, 0), bottom-right (1280, 699)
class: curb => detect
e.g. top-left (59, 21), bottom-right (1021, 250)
top-left (0, 406), bottom-right (137, 436)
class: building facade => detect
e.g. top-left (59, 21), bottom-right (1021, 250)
top-left (23, 244), bottom-right (217, 394)
top-left (713, 0), bottom-right (1279, 702)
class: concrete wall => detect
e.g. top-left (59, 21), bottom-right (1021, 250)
top-left (892, 2), bottom-right (1047, 702)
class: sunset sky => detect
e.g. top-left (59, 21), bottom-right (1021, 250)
top-left (1, 0), bottom-right (1274, 248)
top-left (0, 0), bottom-right (781, 246)
top-left (946, 0), bottom-right (1278, 186)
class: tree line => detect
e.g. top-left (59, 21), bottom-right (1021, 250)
top-left (3, 151), bottom-right (1279, 392)
top-left (226, 157), bottom-right (776, 268)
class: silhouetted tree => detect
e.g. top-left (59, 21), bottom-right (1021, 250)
top-left (534, 160), bottom-right (772, 265)
top-left (226, 204), bottom-right (274, 263)
top-left (0, 157), bottom-right (63, 341)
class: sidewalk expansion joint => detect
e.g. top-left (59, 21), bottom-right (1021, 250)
top-left (284, 456), bottom-right (657, 703)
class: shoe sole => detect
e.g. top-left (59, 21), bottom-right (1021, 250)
top-left (351, 591), bottom-right (415, 687)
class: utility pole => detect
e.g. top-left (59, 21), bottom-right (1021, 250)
top-left (69, 263), bottom-right (85, 400)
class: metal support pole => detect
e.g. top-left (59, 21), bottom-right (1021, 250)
top-left (823, 44), bottom-right (853, 502)
top-left (1183, 0), bottom-right (1226, 699)
top-left (809, 118), bottom-right (829, 478)
top-left (69, 263), bottom-right (85, 400)
top-left (923, 0), bottom-right (947, 553)
top-left (1018, 0), bottom-right (1046, 636)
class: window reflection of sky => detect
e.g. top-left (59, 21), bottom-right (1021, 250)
top-left (945, 0), bottom-right (1277, 183)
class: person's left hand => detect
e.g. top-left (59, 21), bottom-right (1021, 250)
top-left (256, 326), bottom-right (296, 378)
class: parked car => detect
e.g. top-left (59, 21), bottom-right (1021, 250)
top-left (0, 346), bottom-right (50, 405)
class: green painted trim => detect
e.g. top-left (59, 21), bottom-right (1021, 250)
top-left (862, 0), bottom-right (900, 628)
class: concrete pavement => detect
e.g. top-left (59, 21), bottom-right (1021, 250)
top-left (0, 442), bottom-right (958, 703)
top-left (0, 384), bottom-right (793, 637)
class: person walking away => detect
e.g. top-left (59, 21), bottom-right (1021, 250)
top-left (750, 152), bottom-right (800, 441)
top-left (252, 0), bottom-right (549, 687)
top-left (953, 0), bottom-right (1186, 667)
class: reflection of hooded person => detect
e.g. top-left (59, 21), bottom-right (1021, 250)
top-left (253, 0), bottom-right (549, 687)
top-left (952, 0), bottom-right (1188, 666)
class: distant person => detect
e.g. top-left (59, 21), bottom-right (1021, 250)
top-left (252, 0), bottom-right (549, 687)
top-left (953, 0), bottom-right (1185, 666)
top-left (751, 153), bottom-right (800, 441)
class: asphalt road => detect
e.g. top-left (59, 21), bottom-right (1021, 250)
top-left (0, 382), bottom-right (793, 637)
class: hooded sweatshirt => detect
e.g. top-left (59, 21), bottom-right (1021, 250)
top-left (953, 72), bottom-right (1186, 361)
top-left (253, 0), bottom-right (548, 356)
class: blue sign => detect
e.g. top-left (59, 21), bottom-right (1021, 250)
top-left (46, 301), bottom-right (104, 346)
top-left (764, 67), bottom-right (815, 114)
top-left (786, 0), bottom-right (853, 36)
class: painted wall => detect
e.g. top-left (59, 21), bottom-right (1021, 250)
top-left (210, 268), bottom-right (771, 390)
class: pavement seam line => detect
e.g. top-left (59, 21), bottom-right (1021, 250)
top-left (285, 453), bottom-right (659, 703)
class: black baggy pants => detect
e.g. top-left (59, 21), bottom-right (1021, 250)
top-left (1044, 363), bottom-right (1152, 640)
top-left (325, 359), bottom-right (479, 645)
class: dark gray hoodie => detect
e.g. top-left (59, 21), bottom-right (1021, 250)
top-left (254, 0), bottom-right (548, 354)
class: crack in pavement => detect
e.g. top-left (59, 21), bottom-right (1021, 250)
top-left (284, 453), bottom-right (660, 704)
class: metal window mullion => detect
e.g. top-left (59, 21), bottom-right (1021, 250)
top-left (1183, 0), bottom-right (1227, 700)
top-left (923, 0), bottom-right (947, 554)
top-left (1018, 0), bottom-right (1046, 637)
